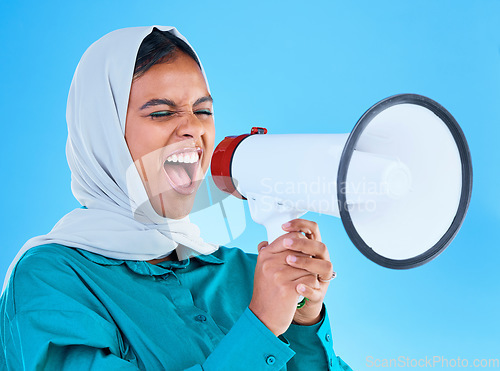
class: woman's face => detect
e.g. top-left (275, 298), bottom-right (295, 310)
top-left (125, 51), bottom-right (215, 219)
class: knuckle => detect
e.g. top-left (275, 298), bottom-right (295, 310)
top-left (279, 285), bottom-right (290, 298)
top-left (325, 260), bottom-right (333, 272)
top-left (316, 242), bottom-right (327, 255)
top-left (261, 260), bottom-right (272, 275)
top-left (276, 234), bottom-right (287, 243)
top-left (305, 275), bottom-right (318, 286)
top-left (310, 290), bottom-right (322, 301)
top-left (272, 268), bottom-right (285, 282)
top-left (299, 275), bottom-right (316, 289)
top-left (271, 270), bottom-right (280, 281)
top-left (257, 253), bottom-right (266, 265)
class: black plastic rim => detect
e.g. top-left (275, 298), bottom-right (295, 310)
top-left (337, 94), bottom-right (473, 269)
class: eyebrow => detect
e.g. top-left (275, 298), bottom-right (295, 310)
top-left (140, 95), bottom-right (213, 110)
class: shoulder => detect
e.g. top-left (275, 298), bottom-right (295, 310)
top-left (16, 243), bottom-right (87, 266)
top-left (3, 244), bottom-right (103, 315)
top-left (11, 243), bottom-right (92, 283)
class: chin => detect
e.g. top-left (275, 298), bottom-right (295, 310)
top-left (151, 191), bottom-right (197, 219)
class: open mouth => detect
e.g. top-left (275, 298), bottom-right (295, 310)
top-left (163, 147), bottom-right (202, 195)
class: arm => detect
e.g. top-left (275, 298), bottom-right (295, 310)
top-left (2, 306), bottom-right (295, 371)
top-left (1, 236), bottom-right (345, 370)
top-left (2, 310), bottom-right (140, 370)
top-left (1, 248), bottom-right (296, 371)
top-left (249, 219), bottom-right (353, 370)
top-left (282, 303), bottom-right (353, 371)
top-left (199, 306), bottom-right (295, 370)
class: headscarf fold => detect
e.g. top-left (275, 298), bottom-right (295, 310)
top-left (2, 25), bottom-right (218, 293)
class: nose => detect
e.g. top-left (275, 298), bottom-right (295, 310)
top-left (175, 112), bottom-right (205, 140)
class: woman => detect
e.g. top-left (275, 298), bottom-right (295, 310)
top-left (0, 26), bottom-right (352, 370)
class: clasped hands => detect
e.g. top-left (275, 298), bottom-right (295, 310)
top-left (249, 219), bottom-right (334, 337)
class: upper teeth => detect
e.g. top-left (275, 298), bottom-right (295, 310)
top-left (166, 152), bottom-right (199, 164)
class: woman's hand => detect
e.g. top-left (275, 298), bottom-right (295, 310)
top-left (248, 219), bottom-right (334, 336)
top-left (282, 219), bottom-right (332, 326)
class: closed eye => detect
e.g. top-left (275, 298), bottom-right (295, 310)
top-left (195, 109), bottom-right (213, 116)
top-left (149, 111), bottom-right (174, 119)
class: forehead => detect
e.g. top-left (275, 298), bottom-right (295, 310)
top-left (129, 52), bottom-right (209, 104)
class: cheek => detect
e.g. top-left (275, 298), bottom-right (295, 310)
top-left (205, 120), bottom-right (216, 149)
top-left (203, 125), bottom-right (216, 165)
top-left (125, 118), bottom-right (148, 162)
top-left (127, 121), bottom-right (173, 161)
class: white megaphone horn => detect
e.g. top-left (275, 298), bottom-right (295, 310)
top-left (211, 94), bottom-right (473, 269)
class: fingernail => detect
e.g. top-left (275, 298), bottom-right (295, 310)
top-left (298, 284), bottom-right (306, 293)
top-left (287, 255), bottom-right (296, 263)
top-left (283, 238), bottom-right (293, 247)
top-left (282, 222), bottom-right (291, 229)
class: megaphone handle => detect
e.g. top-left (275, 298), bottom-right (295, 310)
top-left (264, 211), bottom-right (303, 243)
top-left (263, 211), bottom-right (307, 306)
top-left (246, 195), bottom-right (307, 306)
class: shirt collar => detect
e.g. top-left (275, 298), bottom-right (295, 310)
top-left (74, 248), bottom-right (225, 277)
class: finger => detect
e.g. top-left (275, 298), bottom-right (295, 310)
top-left (282, 219), bottom-right (322, 242)
top-left (293, 272), bottom-right (321, 290)
top-left (282, 237), bottom-right (329, 260)
top-left (281, 263), bottom-right (318, 282)
top-left (262, 232), bottom-right (306, 254)
top-left (257, 241), bottom-right (268, 252)
top-left (286, 254), bottom-right (333, 279)
top-left (296, 283), bottom-right (323, 303)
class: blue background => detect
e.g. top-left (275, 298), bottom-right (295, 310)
top-left (1, 1), bottom-right (498, 369)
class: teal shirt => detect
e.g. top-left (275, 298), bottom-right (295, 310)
top-left (0, 244), bottom-right (352, 370)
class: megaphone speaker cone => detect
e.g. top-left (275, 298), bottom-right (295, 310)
top-left (338, 94), bottom-right (473, 269)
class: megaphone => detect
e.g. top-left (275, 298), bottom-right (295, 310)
top-left (211, 94), bottom-right (472, 269)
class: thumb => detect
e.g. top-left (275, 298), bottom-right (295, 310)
top-left (257, 241), bottom-right (269, 252)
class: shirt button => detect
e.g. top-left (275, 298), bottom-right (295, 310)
top-left (325, 333), bottom-right (331, 342)
top-left (266, 355), bottom-right (276, 365)
top-left (330, 358), bottom-right (333, 367)
top-left (195, 314), bottom-right (207, 322)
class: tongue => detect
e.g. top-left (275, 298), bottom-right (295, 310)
top-left (164, 163), bottom-right (192, 188)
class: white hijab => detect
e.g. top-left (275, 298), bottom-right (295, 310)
top-left (2, 25), bottom-right (218, 293)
